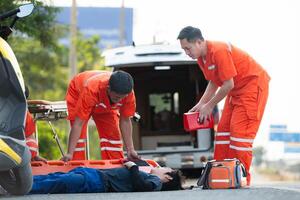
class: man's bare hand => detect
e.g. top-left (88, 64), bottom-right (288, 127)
top-left (188, 103), bottom-right (203, 113)
top-left (127, 149), bottom-right (140, 161)
top-left (198, 103), bottom-right (213, 123)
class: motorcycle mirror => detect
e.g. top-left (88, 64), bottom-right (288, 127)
top-left (17, 3), bottom-right (34, 18)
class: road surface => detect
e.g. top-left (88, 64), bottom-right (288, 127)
top-left (1, 181), bottom-right (300, 200)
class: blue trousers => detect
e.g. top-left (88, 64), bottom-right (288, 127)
top-left (30, 167), bottom-right (105, 194)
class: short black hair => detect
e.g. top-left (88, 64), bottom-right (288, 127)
top-left (177, 26), bottom-right (204, 42)
top-left (161, 170), bottom-right (185, 191)
top-left (109, 70), bottom-right (134, 94)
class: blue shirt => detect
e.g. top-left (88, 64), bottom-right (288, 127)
top-left (30, 167), bottom-right (161, 194)
top-left (101, 167), bottom-right (162, 192)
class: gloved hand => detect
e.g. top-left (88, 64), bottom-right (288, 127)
top-left (123, 161), bottom-right (137, 169)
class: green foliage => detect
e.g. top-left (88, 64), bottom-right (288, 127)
top-left (36, 120), bottom-right (68, 160)
top-left (88, 125), bottom-right (101, 160)
top-left (77, 34), bottom-right (102, 72)
top-left (11, 36), bottom-right (68, 100)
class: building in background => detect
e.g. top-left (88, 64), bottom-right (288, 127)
top-left (268, 124), bottom-right (300, 162)
top-left (57, 6), bottom-right (133, 49)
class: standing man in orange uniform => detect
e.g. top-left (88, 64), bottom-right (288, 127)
top-left (178, 26), bottom-right (270, 185)
top-left (62, 70), bottom-right (139, 161)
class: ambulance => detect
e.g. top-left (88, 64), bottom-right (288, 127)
top-left (103, 44), bottom-right (215, 170)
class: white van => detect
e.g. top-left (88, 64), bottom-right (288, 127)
top-left (103, 44), bottom-right (215, 170)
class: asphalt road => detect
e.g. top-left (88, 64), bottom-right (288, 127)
top-left (1, 185), bottom-right (300, 200)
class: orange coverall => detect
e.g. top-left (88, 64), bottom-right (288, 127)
top-left (66, 71), bottom-right (136, 160)
top-left (197, 41), bottom-right (270, 185)
top-left (25, 111), bottom-right (39, 158)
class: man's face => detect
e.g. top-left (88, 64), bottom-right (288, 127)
top-left (180, 38), bottom-right (203, 59)
top-left (107, 88), bottom-right (128, 103)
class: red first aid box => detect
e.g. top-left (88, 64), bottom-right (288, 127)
top-left (183, 112), bottom-right (214, 131)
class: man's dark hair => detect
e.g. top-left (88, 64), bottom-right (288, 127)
top-left (177, 26), bottom-right (204, 42)
top-left (109, 70), bottom-right (134, 94)
top-left (161, 170), bottom-right (185, 191)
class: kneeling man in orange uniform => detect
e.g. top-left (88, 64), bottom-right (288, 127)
top-left (62, 70), bottom-right (139, 161)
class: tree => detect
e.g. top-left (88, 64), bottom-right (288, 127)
top-left (11, 36), bottom-right (68, 100)
top-left (76, 33), bottom-right (106, 72)
top-left (0, 0), bottom-right (61, 48)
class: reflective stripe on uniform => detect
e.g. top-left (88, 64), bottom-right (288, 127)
top-left (100, 138), bottom-right (122, 144)
top-left (214, 140), bottom-right (230, 144)
top-left (100, 147), bottom-right (123, 151)
top-left (215, 132), bottom-right (230, 136)
top-left (29, 147), bottom-right (38, 152)
top-left (229, 145), bottom-right (252, 151)
top-left (74, 147), bottom-right (85, 151)
top-left (77, 139), bottom-right (86, 143)
top-left (230, 137), bottom-right (254, 143)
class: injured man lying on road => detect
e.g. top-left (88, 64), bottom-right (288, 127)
top-left (29, 161), bottom-right (184, 194)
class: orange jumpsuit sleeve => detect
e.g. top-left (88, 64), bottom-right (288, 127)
top-left (75, 87), bottom-right (98, 121)
top-left (213, 50), bottom-right (237, 82)
top-left (119, 91), bottom-right (136, 118)
top-left (25, 111), bottom-right (36, 137)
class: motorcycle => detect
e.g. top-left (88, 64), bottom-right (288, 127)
top-left (0, 3), bottom-right (35, 195)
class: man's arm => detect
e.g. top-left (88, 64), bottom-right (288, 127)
top-left (207, 78), bottom-right (234, 108)
top-left (119, 116), bottom-right (139, 160)
top-left (61, 117), bottom-right (84, 161)
top-left (124, 161), bottom-right (156, 191)
top-left (189, 81), bottom-right (218, 112)
top-left (199, 78), bottom-right (234, 122)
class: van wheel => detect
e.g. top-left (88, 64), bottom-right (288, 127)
top-left (0, 163), bottom-right (33, 195)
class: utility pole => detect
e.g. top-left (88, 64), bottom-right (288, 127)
top-left (69, 0), bottom-right (77, 80)
top-left (119, 0), bottom-right (125, 46)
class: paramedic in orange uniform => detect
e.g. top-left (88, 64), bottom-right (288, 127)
top-left (62, 70), bottom-right (139, 161)
top-left (178, 26), bottom-right (270, 185)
